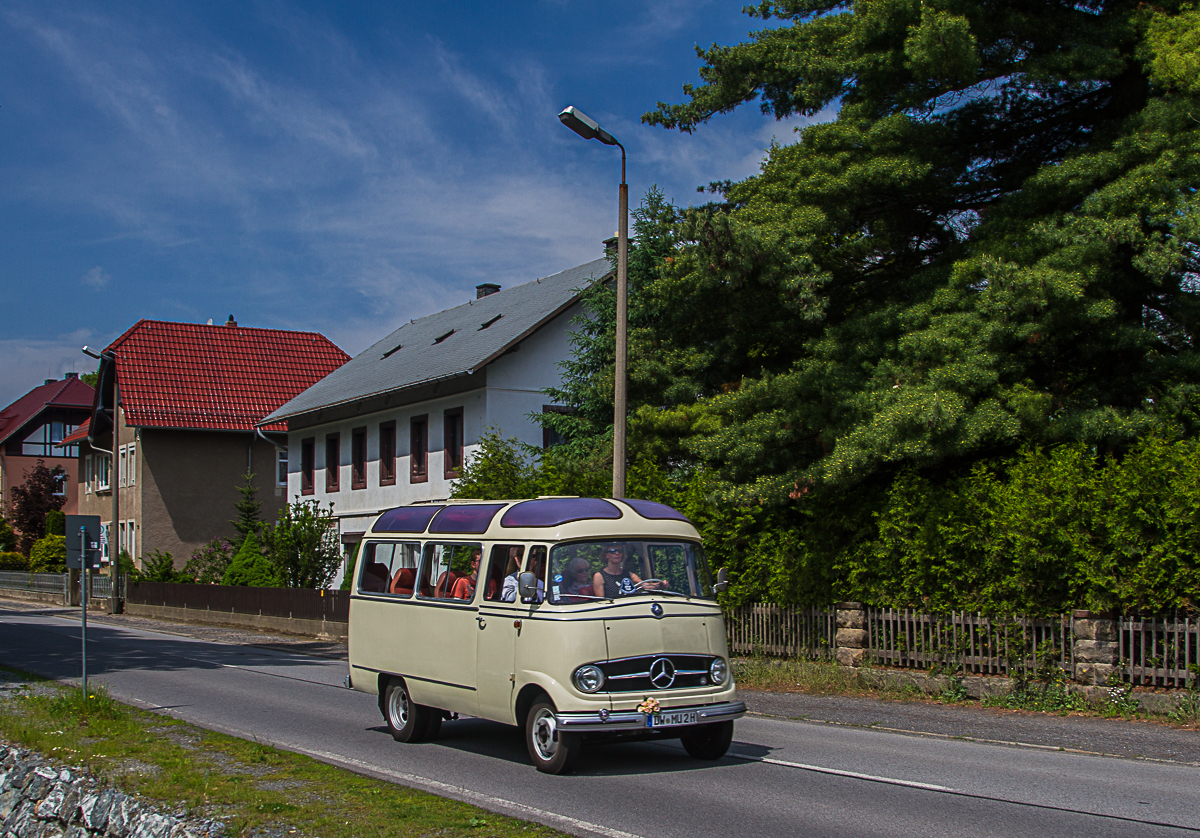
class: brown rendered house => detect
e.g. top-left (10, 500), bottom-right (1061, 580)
top-left (0, 375), bottom-right (95, 525)
top-left (64, 317), bottom-right (349, 568)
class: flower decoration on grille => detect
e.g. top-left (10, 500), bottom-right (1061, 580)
top-left (637, 697), bottom-right (660, 715)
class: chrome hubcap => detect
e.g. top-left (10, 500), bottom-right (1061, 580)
top-left (531, 708), bottom-right (558, 761)
top-left (388, 687), bottom-right (410, 729)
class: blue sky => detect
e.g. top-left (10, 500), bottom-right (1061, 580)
top-left (0, 1), bottom-right (810, 408)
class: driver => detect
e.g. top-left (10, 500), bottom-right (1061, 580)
top-left (593, 543), bottom-right (659, 598)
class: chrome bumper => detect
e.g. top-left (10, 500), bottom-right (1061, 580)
top-left (554, 700), bottom-right (746, 733)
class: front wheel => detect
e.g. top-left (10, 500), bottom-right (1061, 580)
top-left (680, 720), bottom-right (734, 760)
top-left (384, 679), bottom-right (435, 743)
top-left (525, 700), bottom-right (581, 774)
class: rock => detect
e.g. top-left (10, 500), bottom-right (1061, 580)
top-left (57, 787), bottom-right (80, 825)
top-left (130, 812), bottom-right (175, 838)
top-left (0, 788), bottom-right (20, 819)
top-left (105, 795), bottom-right (138, 836)
top-left (35, 784), bottom-right (66, 820)
top-left (84, 790), bottom-right (113, 832)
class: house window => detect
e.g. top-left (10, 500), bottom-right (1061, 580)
top-left (21, 419), bottom-right (78, 457)
top-left (379, 421), bottom-right (396, 486)
top-left (444, 408), bottom-right (464, 479)
top-left (127, 521), bottom-right (136, 561)
top-left (301, 438), bottom-right (315, 495)
top-left (119, 446), bottom-right (128, 487)
top-left (277, 448), bottom-right (288, 487)
top-left (100, 523), bottom-right (109, 563)
top-left (542, 405), bottom-right (571, 449)
top-left (85, 455), bottom-right (93, 494)
top-left (96, 454), bottom-right (111, 492)
top-left (128, 444), bottom-right (136, 485)
top-left (53, 472), bottom-right (67, 498)
top-left (326, 433), bottom-right (341, 492)
top-left (351, 427), bottom-right (367, 490)
top-left (410, 416), bottom-right (428, 483)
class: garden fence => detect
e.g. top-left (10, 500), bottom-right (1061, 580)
top-left (1122, 613), bottom-right (1199, 689)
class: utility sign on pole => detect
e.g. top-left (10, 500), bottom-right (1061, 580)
top-left (65, 515), bottom-right (101, 692)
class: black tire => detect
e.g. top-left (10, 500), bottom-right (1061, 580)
top-left (680, 720), bottom-right (734, 760)
top-left (383, 679), bottom-right (434, 743)
top-left (524, 699), bottom-right (581, 774)
top-left (422, 709), bottom-right (443, 741)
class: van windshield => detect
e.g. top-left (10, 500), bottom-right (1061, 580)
top-left (548, 540), bottom-right (714, 603)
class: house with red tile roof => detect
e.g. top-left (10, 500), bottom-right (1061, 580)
top-left (0, 375), bottom-right (95, 526)
top-left (66, 316), bottom-right (349, 568)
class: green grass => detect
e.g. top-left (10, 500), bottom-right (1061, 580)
top-left (732, 657), bottom-right (924, 700)
top-left (0, 672), bottom-right (564, 838)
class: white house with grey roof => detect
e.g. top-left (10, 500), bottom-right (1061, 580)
top-left (259, 256), bottom-right (611, 561)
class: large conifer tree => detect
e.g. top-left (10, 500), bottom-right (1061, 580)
top-left (630, 0), bottom-right (1200, 500)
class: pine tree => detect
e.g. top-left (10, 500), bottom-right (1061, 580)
top-left (632, 0), bottom-right (1200, 501)
top-left (231, 471), bottom-right (263, 549)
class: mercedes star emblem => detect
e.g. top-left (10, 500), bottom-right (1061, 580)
top-left (650, 603), bottom-right (664, 617)
top-left (649, 657), bottom-right (677, 689)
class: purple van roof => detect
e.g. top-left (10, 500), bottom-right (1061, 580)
top-left (501, 497), bottom-right (622, 528)
top-left (374, 505), bottom-right (443, 533)
top-left (429, 504), bottom-right (507, 534)
top-left (622, 499), bottom-right (690, 522)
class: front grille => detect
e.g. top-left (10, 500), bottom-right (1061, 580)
top-left (597, 654), bottom-right (714, 692)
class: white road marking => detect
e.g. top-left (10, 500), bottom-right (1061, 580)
top-left (728, 751), bottom-right (957, 792)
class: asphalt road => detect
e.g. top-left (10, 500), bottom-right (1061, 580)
top-left (5, 604), bottom-right (1200, 838)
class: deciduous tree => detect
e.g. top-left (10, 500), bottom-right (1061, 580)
top-left (10, 461), bottom-right (66, 555)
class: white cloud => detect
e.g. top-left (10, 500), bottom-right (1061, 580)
top-left (81, 266), bottom-right (110, 288)
top-left (0, 330), bottom-right (101, 409)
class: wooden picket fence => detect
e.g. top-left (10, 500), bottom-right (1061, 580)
top-left (1122, 613), bottom-right (1199, 688)
top-left (725, 603), bottom-right (836, 659)
top-left (864, 608), bottom-right (1072, 676)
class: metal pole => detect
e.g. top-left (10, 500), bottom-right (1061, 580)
top-left (110, 379), bottom-right (120, 614)
top-left (613, 145), bottom-right (628, 499)
top-left (79, 526), bottom-right (87, 692)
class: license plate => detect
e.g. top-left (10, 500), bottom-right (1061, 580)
top-left (647, 710), bottom-right (698, 728)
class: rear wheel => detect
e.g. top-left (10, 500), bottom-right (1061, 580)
top-left (525, 700), bottom-right (581, 774)
top-left (680, 720), bottom-right (733, 760)
top-left (384, 679), bottom-right (435, 743)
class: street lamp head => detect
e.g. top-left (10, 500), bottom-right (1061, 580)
top-left (559, 106), bottom-right (619, 146)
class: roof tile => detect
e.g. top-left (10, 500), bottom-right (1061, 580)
top-left (105, 321), bottom-right (349, 431)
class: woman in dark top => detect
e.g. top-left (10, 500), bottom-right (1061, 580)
top-left (593, 543), bottom-right (645, 598)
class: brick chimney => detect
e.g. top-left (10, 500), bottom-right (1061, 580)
top-left (476, 283), bottom-right (500, 299)
top-left (225, 314), bottom-right (237, 327)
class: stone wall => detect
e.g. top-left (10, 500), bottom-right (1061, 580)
top-left (0, 743), bottom-right (222, 838)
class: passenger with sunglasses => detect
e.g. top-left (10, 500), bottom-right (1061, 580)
top-left (592, 543), bottom-right (662, 598)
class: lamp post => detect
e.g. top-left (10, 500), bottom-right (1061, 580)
top-left (83, 344), bottom-right (119, 614)
top-left (558, 105), bottom-right (628, 498)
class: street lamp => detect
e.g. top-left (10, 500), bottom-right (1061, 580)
top-left (559, 105), bottom-right (629, 498)
top-left (83, 344), bottom-right (120, 615)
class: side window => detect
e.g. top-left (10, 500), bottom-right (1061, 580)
top-left (358, 541), bottom-right (420, 596)
top-left (417, 543), bottom-right (481, 602)
top-left (488, 545), bottom-right (525, 603)
top-left (523, 545), bottom-right (547, 604)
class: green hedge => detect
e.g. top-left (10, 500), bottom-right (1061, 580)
top-left (456, 430), bottom-right (1200, 615)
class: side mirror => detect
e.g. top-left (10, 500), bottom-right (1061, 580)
top-left (714, 567), bottom-right (729, 594)
top-left (518, 571), bottom-right (538, 599)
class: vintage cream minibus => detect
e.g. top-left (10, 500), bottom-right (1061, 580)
top-left (347, 496), bottom-right (744, 773)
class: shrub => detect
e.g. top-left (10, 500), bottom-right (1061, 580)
top-left (270, 500), bottom-right (340, 588)
top-left (29, 535), bottom-right (66, 573)
top-left (183, 538), bottom-right (235, 584)
top-left (222, 532), bottom-right (279, 587)
top-left (44, 510), bottom-right (65, 537)
top-left (134, 549), bottom-right (183, 583)
top-left (0, 551), bottom-right (29, 571)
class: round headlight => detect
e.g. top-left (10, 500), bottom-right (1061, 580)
top-left (573, 664), bottom-right (605, 693)
top-left (709, 657), bottom-right (728, 685)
